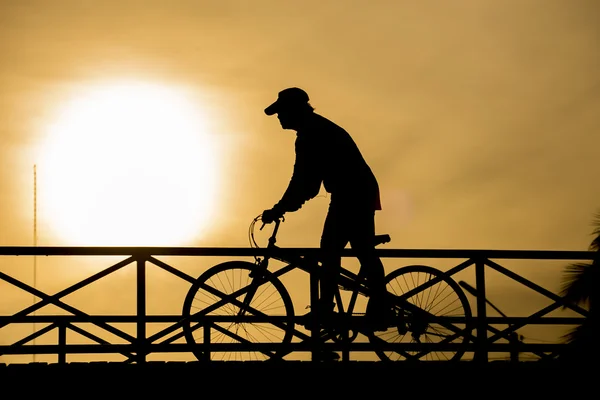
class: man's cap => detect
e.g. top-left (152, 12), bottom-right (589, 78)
top-left (264, 87), bottom-right (310, 116)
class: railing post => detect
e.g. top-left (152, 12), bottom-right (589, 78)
top-left (510, 332), bottom-right (519, 363)
top-left (136, 256), bottom-right (147, 364)
top-left (341, 328), bottom-right (350, 362)
top-left (310, 264), bottom-right (320, 361)
top-left (58, 322), bottom-right (66, 364)
top-left (475, 258), bottom-right (488, 363)
top-left (203, 323), bottom-right (211, 361)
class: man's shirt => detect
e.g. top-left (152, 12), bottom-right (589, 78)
top-left (274, 113), bottom-right (382, 213)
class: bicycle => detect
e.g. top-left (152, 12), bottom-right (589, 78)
top-left (181, 215), bottom-right (474, 362)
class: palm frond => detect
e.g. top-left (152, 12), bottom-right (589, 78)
top-left (560, 262), bottom-right (594, 308)
top-left (561, 320), bottom-right (593, 344)
top-left (591, 234), bottom-right (600, 252)
top-left (589, 211), bottom-right (600, 251)
top-left (557, 210), bottom-right (599, 358)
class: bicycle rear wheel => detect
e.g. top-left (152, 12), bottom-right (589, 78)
top-left (370, 265), bottom-right (473, 361)
top-left (181, 261), bottom-right (295, 361)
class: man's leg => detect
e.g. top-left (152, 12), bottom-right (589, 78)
top-left (301, 206), bottom-right (347, 361)
top-left (348, 209), bottom-right (390, 329)
top-left (319, 205), bottom-right (349, 315)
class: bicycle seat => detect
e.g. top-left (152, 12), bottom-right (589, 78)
top-left (374, 234), bottom-right (391, 246)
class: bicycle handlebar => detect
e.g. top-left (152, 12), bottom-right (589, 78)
top-left (250, 215), bottom-right (284, 250)
top-left (266, 218), bottom-right (282, 247)
top-left (253, 214), bottom-right (391, 249)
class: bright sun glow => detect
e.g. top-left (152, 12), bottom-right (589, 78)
top-left (37, 81), bottom-right (220, 246)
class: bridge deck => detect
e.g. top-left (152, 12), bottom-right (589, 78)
top-left (0, 360), bottom-right (586, 395)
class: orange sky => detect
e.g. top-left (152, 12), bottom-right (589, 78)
top-left (1, 0), bottom-right (599, 250)
top-left (0, 0), bottom-right (598, 361)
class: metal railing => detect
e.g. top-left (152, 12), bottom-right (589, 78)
top-left (0, 246), bottom-right (592, 363)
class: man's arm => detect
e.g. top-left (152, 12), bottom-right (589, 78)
top-left (272, 136), bottom-right (322, 214)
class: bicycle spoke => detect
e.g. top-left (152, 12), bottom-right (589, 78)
top-left (371, 265), bottom-right (473, 362)
top-left (182, 261), bottom-right (295, 361)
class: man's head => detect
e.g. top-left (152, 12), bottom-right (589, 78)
top-left (264, 87), bottom-right (314, 130)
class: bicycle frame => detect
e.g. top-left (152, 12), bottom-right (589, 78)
top-left (249, 218), bottom-right (472, 344)
top-left (252, 218), bottom-right (374, 314)
top-left (181, 216), bottom-right (474, 362)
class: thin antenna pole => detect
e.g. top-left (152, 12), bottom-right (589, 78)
top-left (33, 164), bottom-right (37, 362)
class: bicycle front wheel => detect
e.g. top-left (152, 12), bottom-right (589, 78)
top-left (371, 265), bottom-right (473, 362)
top-left (181, 261), bottom-right (295, 361)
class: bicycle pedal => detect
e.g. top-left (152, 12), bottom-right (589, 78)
top-left (396, 312), bottom-right (408, 335)
top-left (248, 268), bottom-right (266, 279)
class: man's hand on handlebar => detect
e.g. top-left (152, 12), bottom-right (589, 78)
top-left (261, 208), bottom-right (284, 224)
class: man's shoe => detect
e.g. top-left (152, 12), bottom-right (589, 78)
top-left (301, 301), bottom-right (336, 330)
top-left (365, 299), bottom-right (396, 332)
top-left (301, 309), bottom-right (338, 330)
top-left (365, 315), bottom-right (392, 332)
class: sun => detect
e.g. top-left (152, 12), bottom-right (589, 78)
top-left (36, 80), bottom-right (220, 246)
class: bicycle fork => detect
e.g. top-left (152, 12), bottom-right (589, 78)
top-left (237, 219), bottom-right (280, 318)
top-left (237, 260), bottom-right (269, 318)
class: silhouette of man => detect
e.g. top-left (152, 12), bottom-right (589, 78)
top-left (261, 87), bottom-right (391, 330)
